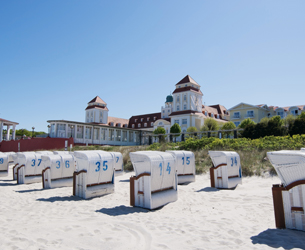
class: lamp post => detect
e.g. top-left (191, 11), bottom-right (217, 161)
top-left (32, 127), bottom-right (35, 138)
top-left (47, 125), bottom-right (51, 137)
top-left (69, 125), bottom-right (74, 138)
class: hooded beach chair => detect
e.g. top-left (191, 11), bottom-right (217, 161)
top-left (4, 152), bottom-right (16, 164)
top-left (110, 152), bottom-right (124, 176)
top-left (41, 153), bottom-right (76, 189)
top-left (267, 150), bottom-right (305, 231)
top-left (166, 150), bottom-right (195, 184)
top-left (73, 151), bottom-right (115, 199)
top-left (208, 151), bottom-right (242, 189)
top-left (12, 152), bottom-right (33, 180)
top-left (129, 151), bottom-right (178, 210)
top-left (16, 151), bottom-right (53, 184)
top-left (0, 152), bottom-right (9, 177)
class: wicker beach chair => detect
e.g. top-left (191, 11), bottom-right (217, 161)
top-left (4, 152), bottom-right (16, 164)
top-left (166, 150), bottom-right (195, 184)
top-left (73, 151), bottom-right (115, 199)
top-left (208, 151), bottom-right (242, 189)
top-left (16, 151), bottom-right (53, 184)
top-left (267, 150), bottom-right (305, 231)
top-left (109, 152), bottom-right (124, 176)
top-left (129, 151), bottom-right (178, 210)
top-left (0, 152), bottom-right (9, 177)
top-left (41, 153), bottom-right (75, 189)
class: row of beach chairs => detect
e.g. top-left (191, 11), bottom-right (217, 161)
top-left (1, 148), bottom-right (305, 231)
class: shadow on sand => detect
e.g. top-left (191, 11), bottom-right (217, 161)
top-left (251, 228), bottom-right (305, 249)
top-left (37, 196), bottom-right (82, 202)
top-left (96, 205), bottom-right (153, 216)
top-left (196, 187), bottom-right (220, 192)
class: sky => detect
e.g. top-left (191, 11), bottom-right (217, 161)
top-left (1, 0), bottom-right (304, 132)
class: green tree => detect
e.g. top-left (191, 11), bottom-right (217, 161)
top-left (259, 117), bottom-right (270, 126)
top-left (186, 126), bottom-right (198, 138)
top-left (221, 121), bottom-right (236, 137)
top-left (200, 118), bottom-right (219, 131)
top-left (153, 127), bottom-right (166, 142)
top-left (283, 114), bottom-right (296, 129)
top-left (239, 118), bottom-right (255, 129)
top-left (289, 114), bottom-right (305, 136)
top-left (170, 123), bottom-right (181, 142)
top-left (299, 112), bottom-right (305, 119)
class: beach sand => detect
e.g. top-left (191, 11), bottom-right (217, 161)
top-left (0, 166), bottom-right (304, 250)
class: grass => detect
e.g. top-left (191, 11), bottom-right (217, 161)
top-left (67, 143), bottom-right (277, 177)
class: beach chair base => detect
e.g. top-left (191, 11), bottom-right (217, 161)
top-left (272, 181), bottom-right (305, 231)
top-left (130, 174), bottom-right (178, 210)
top-left (42, 168), bottom-right (73, 189)
top-left (210, 166), bottom-right (242, 189)
top-left (178, 174), bottom-right (195, 185)
top-left (73, 171), bottom-right (114, 199)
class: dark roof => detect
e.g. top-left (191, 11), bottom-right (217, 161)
top-left (169, 110), bottom-right (202, 116)
top-left (172, 86), bottom-right (203, 95)
top-left (85, 105), bottom-right (109, 111)
top-left (128, 112), bottom-right (161, 128)
top-left (176, 75), bottom-right (200, 86)
top-left (88, 96), bottom-right (107, 105)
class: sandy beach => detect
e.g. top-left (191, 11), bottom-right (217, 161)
top-left (0, 166), bottom-right (304, 250)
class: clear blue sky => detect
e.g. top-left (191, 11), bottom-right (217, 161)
top-left (1, 0), bottom-right (304, 132)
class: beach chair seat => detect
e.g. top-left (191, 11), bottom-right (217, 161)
top-left (267, 150), bottom-right (305, 231)
top-left (166, 150), bottom-right (195, 184)
top-left (129, 151), bottom-right (178, 210)
top-left (0, 152), bottom-right (9, 177)
top-left (16, 152), bottom-right (52, 184)
top-left (208, 151), bottom-right (242, 189)
top-left (73, 151), bottom-right (115, 199)
top-left (41, 153), bottom-right (76, 189)
top-left (110, 152), bottom-right (124, 176)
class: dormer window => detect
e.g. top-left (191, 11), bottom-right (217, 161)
top-left (147, 117), bottom-right (150, 121)
top-left (135, 119), bottom-right (137, 122)
top-left (132, 124), bottom-right (135, 128)
top-left (110, 122), bottom-right (114, 126)
top-left (138, 124), bottom-right (141, 128)
top-left (151, 122), bottom-right (154, 126)
top-left (144, 123), bottom-right (147, 127)
top-left (141, 118), bottom-right (143, 122)
top-left (117, 123), bottom-right (121, 127)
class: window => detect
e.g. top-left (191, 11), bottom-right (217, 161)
top-left (182, 119), bottom-right (187, 125)
top-left (184, 95), bottom-right (186, 101)
top-left (132, 124), bottom-right (135, 128)
top-left (177, 96), bottom-right (180, 102)
top-left (183, 104), bottom-right (187, 110)
top-left (159, 122), bottom-right (163, 125)
top-left (185, 84), bottom-right (187, 87)
top-left (135, 119), bottom-right (137, 122)
top-left (138, 123), bottom-right (141, 128)
top-left (99, 111), bottom-right (103, 123)
top-left (147, 117), bottom-right (150, 121)
top-left (174, 120), bottom-right (179, 125)
top-left (116, 130), bottom-right (121, 141)
top-left (122, 131), bottom-right (127, 142)
top-left (129, 131), bottom-right (134, 142)
top-left (144, 123), bottom-right (147, 127)
top-left (154, 117), bottom-right (156, 121)
top-left (168, 109), bottom-right (170, 112)
top-left (77, 126), bottom-right (83, 139)
top-left (211, 113), bottom-right (214, 118)
top-left (205, 111), bottom-right (208, 116)
top-left (117, 123), bottom-right (121, 127)
top-left (93, 128), bottom-right (99, 140)
top-left (233, 112), bottom-right (240, 118)
top-left (85, 127), bottom-right (92, 139)
top-left (163, 110), bottom-right (165, 113)
top-left (151, 122), bottom-right (154, 126)
top-left (101, 128), bottom-right (106, 140)
top-left (246, 110), bottom-right (254, 118)
top-left (109, 129), bottom-right (114, 141)
top-left (110, 122), bottom-right (114, 126)
top-left (141, 118), bottom-right (144, 122)
top-left (177, 105), bottom-right (180, 111)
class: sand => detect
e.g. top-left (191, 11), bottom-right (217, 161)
top-left (0, 166), bottom-right (305, 250)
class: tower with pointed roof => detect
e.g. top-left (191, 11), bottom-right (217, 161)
top-left (85, 96), bottom-right (109, 124)
top-left (169, 75), bottom-right (204, 132)
top-left (161, 94), bottom-right (173, 119)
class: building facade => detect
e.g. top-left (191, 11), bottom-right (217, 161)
top-left (229, 102), bottom-right (305, 126)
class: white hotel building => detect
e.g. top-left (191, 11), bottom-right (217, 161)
top-left (48, 75), bottom-right (230, 145)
